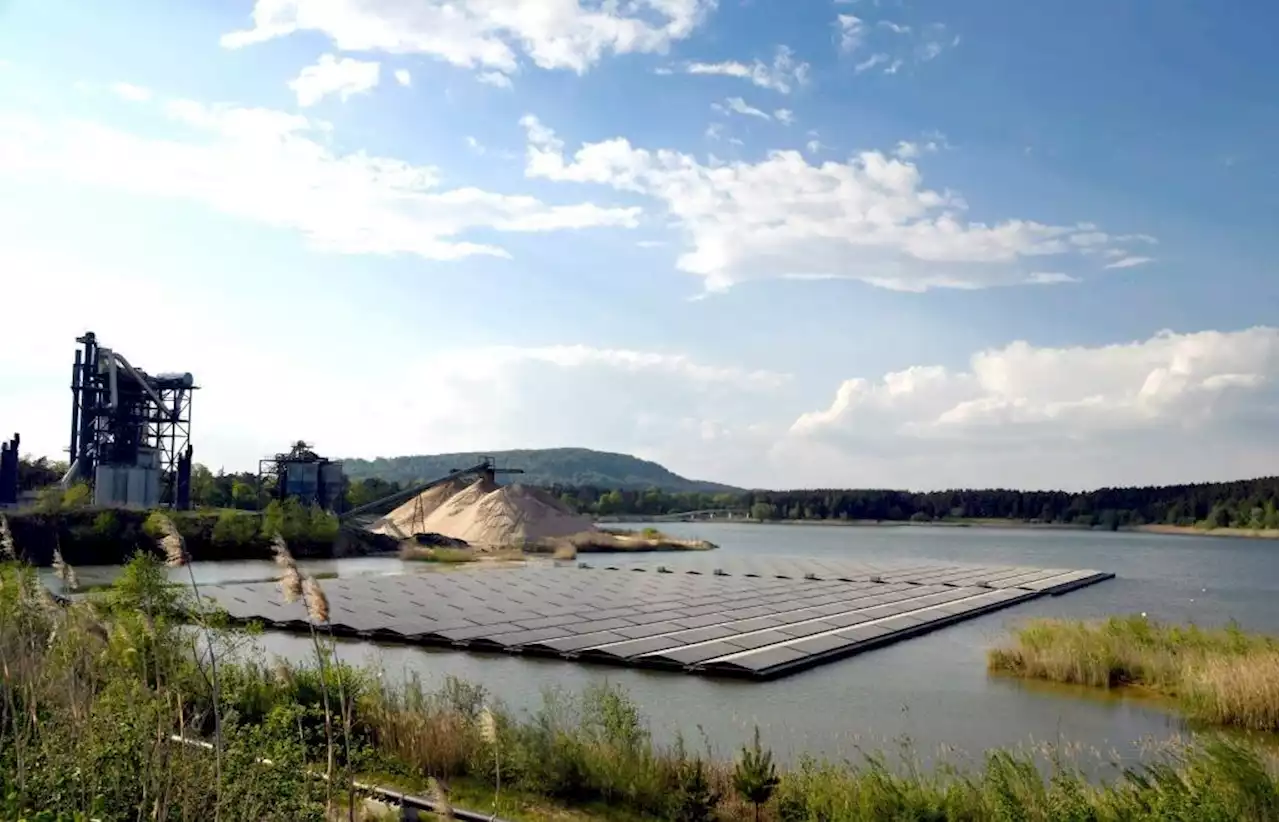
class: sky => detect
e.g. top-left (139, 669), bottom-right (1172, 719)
top-left (0, 0), bottom-right (1276, 492)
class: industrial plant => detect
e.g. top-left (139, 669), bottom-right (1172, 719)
top-left (64, 331), bottom-right (197, 510)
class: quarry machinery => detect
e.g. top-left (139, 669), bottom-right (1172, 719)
top-left (338, 455), bottom-right (524, 526)
top-left (64, 332), bottom-right (196, 509)
top-left (259, 441), bottom-right (347, 512)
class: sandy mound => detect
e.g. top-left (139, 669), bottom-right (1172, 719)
top-left (417, 479), bottom-right (597, 548)
top-left (373, 477), bottom-right (472, 539)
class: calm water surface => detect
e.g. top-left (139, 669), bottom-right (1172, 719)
top-left (58, 523), bottom-right (1278, 766)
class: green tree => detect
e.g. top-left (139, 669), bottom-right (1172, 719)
top-left (596, 490), bottom-right (624, 515)
top-left (749, 502), bottom-right (773, 521)
top-left (670, 757), bottom-right (719, 822)
top-left (230, 480), bottom-right (258, 510)
top-left (732, 726), bottom-right (779, 822)
top-left (1264, 500), bottom-right (1279, 530)
top-left (211, 509), bottom-right (261, 546)
top-left (190, 463), bottom-right (217, 507)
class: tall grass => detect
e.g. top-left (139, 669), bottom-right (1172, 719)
top-left (3, 551), bottom-right (1278, 821)
top-left (989, 615), bottom-right (1279, 731)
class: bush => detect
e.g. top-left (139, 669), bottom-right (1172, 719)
top-left (212, 509), bottom-right (261, 546)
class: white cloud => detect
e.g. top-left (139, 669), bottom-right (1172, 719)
top-left (837, 14), bottom-right (866, 52)
top-left (477, 71), bottom-right (514, 88)
top-left (0, 96), bottom-right (640, 264)
top-left (854, 53), bottom-right (889, 73)
top-left (704, 122), bottom-right (724, 141)
top-left (714, 97), bottom-right (772, 120)
top-left (1025, 272), bottom-right (1079, 285)
top-left (783, 327), bottom-right (1279, 490)
top-left (1105, 255), bottom-right (1155, 269)
top-left (394, 69), bottom-right (412, 86)
top-left (893, 140), bottom-right (920, 159)
top-left (222, 0), bottom-right (713, 83)
top-left (520, 115), bottom-right (1154, 293)
top-left (774, 108), bottom-right (795, 126)
top-left (109, 82), bottom-right (153, 102)
top-left (878, 21), bottom-right (911, 34)
top-left (884, 58), bottom-right (903, 74)
top-left (288, 53), bottom-right (381, 107)
top-left (682, 45), bottom-right (810, 94)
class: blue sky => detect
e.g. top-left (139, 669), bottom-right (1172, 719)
top-left (0, 0), bottom-right (1275, 491)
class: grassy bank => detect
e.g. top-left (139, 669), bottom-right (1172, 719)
top-left (3, 544), bottom-right (1279, 822)
top-left (1134, 523), bottom-right (1280, 540)
top-left (989, 616), bottom-right (1279, 731)
top-left (550, 527), bottom-right (717, 554)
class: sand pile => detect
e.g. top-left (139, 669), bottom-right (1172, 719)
top-left (375, 477), bottom-right (596, 548)
top-left (373, 477), bottom-right (472, 539)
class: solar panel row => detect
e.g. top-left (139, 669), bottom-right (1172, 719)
top-left (200, 560), bottom-right (1113, 680)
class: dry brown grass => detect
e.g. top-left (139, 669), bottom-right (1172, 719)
top-left (399, 546), bottom-right (477, 564)
top-left (538, 529), bottom-right (717, 554)
top-left (989, 615), bottom-right (1279, 731)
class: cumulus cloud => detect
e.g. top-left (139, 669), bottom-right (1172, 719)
top-left (774, 108), bottom-right (795, 126)
top-left (221, 0), bottom-right (713, 84)
top-left (288, 53), bottom-right (381, 106)
top-left (837, 14), bottom-right (866, 52)
top-left (0, 96), bottom-right (639, 263)
top-left (394, 69), bottom-right (412, 86)
top-left (0, 248), bottom-right (787, 483)
top-left (519, 115), bottom-right (1154, 293)
top-left (782, 327), bottom-right (1279, 490)
top-left (682, 45), bottom-right (809, 94)
top-left (476, 70), bottom-right (514, 88)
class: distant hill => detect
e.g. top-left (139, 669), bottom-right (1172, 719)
top-left (341, 448), bottom-right (741, 493)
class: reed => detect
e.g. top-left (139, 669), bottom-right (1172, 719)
top-left (989, 615), bottom-right (1279, 731)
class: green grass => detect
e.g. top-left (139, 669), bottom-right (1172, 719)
top-left (989, 615), bottom-right (1279, 731)
top-left (4, 555), bottom-right (1279, 822)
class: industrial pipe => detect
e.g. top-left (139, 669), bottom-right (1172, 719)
top-left (103, 348), bottom-right (174, 418)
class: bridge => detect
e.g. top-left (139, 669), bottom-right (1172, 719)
top-left (647, 508), bottom-right (751, 522)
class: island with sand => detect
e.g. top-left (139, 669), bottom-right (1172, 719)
top-left (371, 476), bottom-right (715, 562)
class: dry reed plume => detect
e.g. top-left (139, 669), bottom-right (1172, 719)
top-left (0, 514), bottom-right (15, 560)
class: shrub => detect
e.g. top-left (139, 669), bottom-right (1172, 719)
top-left (211, 509), bottom-right (261, 546)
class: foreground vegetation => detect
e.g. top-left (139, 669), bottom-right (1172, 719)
top-left (989, 616), bottom-right (1279, 732)
top-left (1, 523), bottom-right (1277, 821)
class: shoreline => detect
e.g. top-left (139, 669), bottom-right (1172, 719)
top-left (601, 516), bottom-right (1280, 540)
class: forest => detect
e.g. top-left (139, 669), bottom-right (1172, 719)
top-left (16, 456), bottom-right (1277, 531)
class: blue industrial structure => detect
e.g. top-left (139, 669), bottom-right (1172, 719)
top-left (0, 433), bottom-right (19, 506)
top-left (260, 441), bottom-right (347, 512)
top-left (65, 332), bottom-right (197, 509)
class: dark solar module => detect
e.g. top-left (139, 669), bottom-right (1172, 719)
top-left (200, 559), bottom-right (1113, 681)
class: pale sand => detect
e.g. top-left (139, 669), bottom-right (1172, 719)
top-left (372, 478), bottom-right (472, 539)
top-left (376, 477), bottom-right (597, 548)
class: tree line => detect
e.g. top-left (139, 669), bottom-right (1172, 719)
top-left (546, 478), bottom-right (1280, 531)
top-left (16, 457), bottom-right (1279, 531)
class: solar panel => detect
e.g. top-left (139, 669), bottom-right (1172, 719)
top-left (200, 559), bottom-right (1113, 681)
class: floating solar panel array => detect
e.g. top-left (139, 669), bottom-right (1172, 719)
top-left (201, 560), bottom-right (1112, 680)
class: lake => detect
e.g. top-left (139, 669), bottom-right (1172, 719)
top-left (52, 522), bottom-right (1278, 768)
